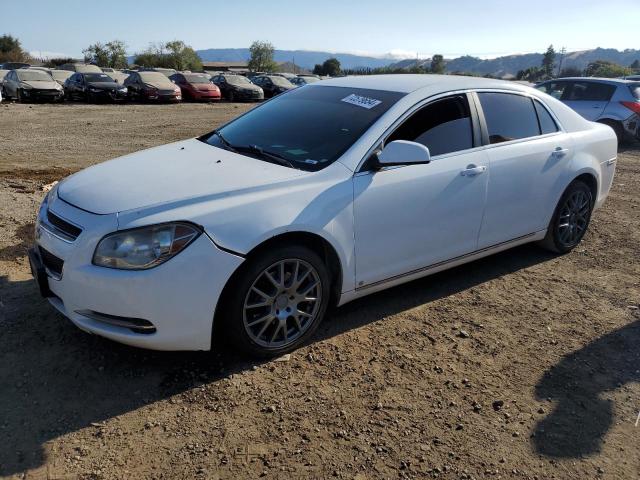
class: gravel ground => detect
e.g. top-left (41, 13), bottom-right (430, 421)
top-left (0, 102), bottom-right (638, 480)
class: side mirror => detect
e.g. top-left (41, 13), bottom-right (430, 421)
top-left (373, 140), bottom-right (431, 169)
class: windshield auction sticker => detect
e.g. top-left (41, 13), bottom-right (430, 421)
top-left (341, 94), bottom-right (382, 109)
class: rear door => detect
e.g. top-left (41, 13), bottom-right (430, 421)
top-left (562, 81), bottom-right (616, 120)
top-left (475, 92), bottom-right (573, 248)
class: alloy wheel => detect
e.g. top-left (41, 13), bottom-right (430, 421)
top-left (556, 189), bottom-right (590, 247)
top-left (243, 258), bottom-right (322, 349)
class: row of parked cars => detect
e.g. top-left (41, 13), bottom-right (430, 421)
top-left (0, 62), bottom-right (324, 104)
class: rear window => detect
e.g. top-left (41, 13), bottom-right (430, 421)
top-left (630, 83), bottom-right (640, 100)
top-left (534, 100), bottom-right (559, 135)
top-left (478, 92), bottom-right (540, 144)
top-left (564, 81), bottom-right (616, 101)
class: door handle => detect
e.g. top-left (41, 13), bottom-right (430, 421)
top-left (552, 147), bottom-right (570, 158)
top-left (460, 165), bottom-right (487, 176)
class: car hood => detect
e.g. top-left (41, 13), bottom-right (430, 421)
top-left (87, 81), bottom-right (121, 90)
top-left (22, 80), bottom-right (60, 89)
top-left (57, 138), bottom-right (306, 215)
top-left (144, 80), bottom-right (174, 89)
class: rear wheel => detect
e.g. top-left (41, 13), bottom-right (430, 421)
top-left (222, 245), bottom-right (330, 357)
top-left (540, 180), bottom-right (594, 254)
top-left (16, 88), bottom-right (23, 102)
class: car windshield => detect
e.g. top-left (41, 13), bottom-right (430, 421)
top-left (183, 74), bottom-right (209, 83)
top-left (269, 76), bottom-right (293, 87)
top-left (630, 83), bottom-right (640, 100)
top-left (225, 75), bottom-right (251, 85)
top-left (201, 86), bottom-right (405, 171)
top-left (139, 72), bottom-right (172, 85)
top-left (84, 73), bottom-right (114, 82)
top-left (301, 77), bottom-right (320, 84)
top-left (51, 70), bottom-right (72, 81)
top-left (16, 70), bottom-right (52, 81)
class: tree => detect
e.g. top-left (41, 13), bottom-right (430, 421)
top-left (630, 59), bottom-right (640, 72)
top-left (164, 40), bottom-right (202, 71)
top-left (248, 41), bottom-right (277, 72)
top-left (133, 40), bottom-right (201, 70)
top-left (516, 66), bottom-right (545, 82)
top-left (0, 34), bottom-right (29, 63)
top-left (559, 66), bottom-right (582, 78)
top-left (83, 40), bottom-right (128, 68)
top-left (430, 54), bottom-right (445, 74)
top-left (312, 58), bottom-right (341, 77)
top-left (541, 45), bottom-right (556, 79)
top-left (584, 60), bottom-right (630, 78)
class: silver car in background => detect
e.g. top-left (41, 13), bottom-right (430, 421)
top-left (536, 77), bottom-right (640, 144)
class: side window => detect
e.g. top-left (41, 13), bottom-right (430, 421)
top-left (387, 95), bottom-right (474, 156)
top-left (566, 81), bottom-right (615, 101)
top-left (537, 81), bottom-right (568, 100)
top-left (478, 92), bottom-right (540, 144)
top-left (534, 101), bottom-right (559, 135)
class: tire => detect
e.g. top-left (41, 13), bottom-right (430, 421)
top-left (221, 244), bottom-right (331, 358)
top-left (16, 88), bottom-right (22, 102)
top-left (599, 120), bottom-right (624, 147)
top-left (539, 180), bottom-right (594, 254)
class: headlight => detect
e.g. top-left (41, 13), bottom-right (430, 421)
top-left (119, 87), bottom-right (127, 93)
top-left (93, 222), bottom-right (201, 270)
top-left (89, 87), bottom-right (101, 93)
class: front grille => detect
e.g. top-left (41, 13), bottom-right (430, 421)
top-left (39, 246), bottom-right (64, 277)
top-left (47, 210), bottom-right (82, 240)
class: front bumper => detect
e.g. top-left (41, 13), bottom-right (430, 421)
top-left (30, 192), bottom-right (244, 351)
top-left (233, 89), bottom-right (264, 101)
top-left (88, 89), bottom-right (128, 102)
top-left (22, 88), bottom-right (64, 101)
top-left (191, 90), bottom-right (221, 101)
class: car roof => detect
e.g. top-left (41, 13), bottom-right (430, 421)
top-left (316, 74), bottom-right (531, 94)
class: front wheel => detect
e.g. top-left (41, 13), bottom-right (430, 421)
top-left (222, 245), bottom-right (331, 357)
top-left (540, 180), bottom-right (593, 254)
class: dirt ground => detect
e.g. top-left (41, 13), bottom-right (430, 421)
top-left (0, 102), bottom-right (638, 480)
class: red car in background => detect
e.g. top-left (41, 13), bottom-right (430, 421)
top-left (170, 73), bottom-right (221, 102)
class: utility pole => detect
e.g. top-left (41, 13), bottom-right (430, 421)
top-left (556, 46), bottom-right (566, 77)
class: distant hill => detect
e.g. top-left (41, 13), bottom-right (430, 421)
top-left (388, 48), bottom-right (640, 77)
top-left (195, 48), bottom-right (394, 70)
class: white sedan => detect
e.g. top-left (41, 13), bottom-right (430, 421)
top-left (29, 75), bottom-right (617, 357)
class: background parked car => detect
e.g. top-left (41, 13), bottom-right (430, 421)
top-left (107, 71), bottom-right (129, 84)
top-left (169, 72), bottom-right (221, 102)
top-left (211, 74), bottom-right (264, 102)
top-left (50, 69), bottom-right (73, 87)
top-left (1, 62), bottom-right (30, 70)
top-left (64, 72), bottom-right (128, 102)
top-left (139, 67), bottom-right (176, 78)
top-left (123, 71), bottom-right (181, 102)
top-left (2, 68), bottom-right (64, 102)
top-left (536, 77), bottom-right (640, 144)
top-left (290, 76), bottom-right (320, 87)
top-left (58, 63), bottom-right (103, 73)
top-left (0, 69), bottom-right (8, 84)
top-left (251, 75), bottom-right (295, 98)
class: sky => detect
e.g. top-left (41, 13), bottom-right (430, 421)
top-left (4, 0), bottom-right (638, 60)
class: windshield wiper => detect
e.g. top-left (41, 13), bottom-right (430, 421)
top-left (209, 131), bottom-right (296, 169)
top-left (210, 130), bottom-right (237, 152)
top-left (239, 145), bottom-right (296, 169)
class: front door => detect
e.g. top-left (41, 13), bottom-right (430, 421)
top-left (353, 94), bottom-right (489, 288)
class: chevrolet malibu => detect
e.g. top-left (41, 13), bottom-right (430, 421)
top-left (29, 75), bottom-right (617, 357)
